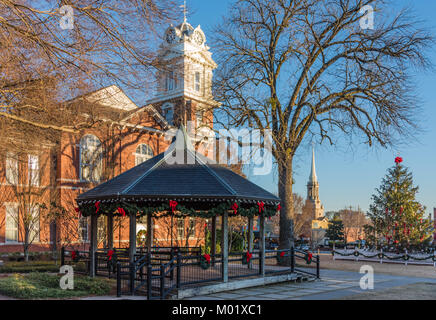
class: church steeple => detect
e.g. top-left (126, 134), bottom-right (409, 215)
top-left (309, 147), bottom-right (318, 184)
top-left (307, 146), bottom-right (324, 219)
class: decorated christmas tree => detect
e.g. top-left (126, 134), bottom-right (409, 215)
top-left (366, 157), bottom-right (433, 249)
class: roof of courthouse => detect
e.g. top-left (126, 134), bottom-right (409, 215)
top-left (76, 126), bottom-right (280, 206)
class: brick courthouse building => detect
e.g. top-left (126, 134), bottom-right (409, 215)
top-left (0, 19), bottom-right (220, 253)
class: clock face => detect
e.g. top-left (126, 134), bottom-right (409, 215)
top-left (193, 31), bottom-right (204, 45)
top-left (166, 29), bottom-right (176, 43)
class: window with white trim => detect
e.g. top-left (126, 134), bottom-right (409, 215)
top-left (79, 217), bottom-right (89, 242)
top-left (28, 155), bottom-right (39, 186)
top-left (80, 135), bottom-right (103, 182)
top-left (165, 71), bottom-right (176, 91)
top-left (5, 204), bottom-right (18, 242)
top-left (5, 152), bottom-right (18, 185)
top-left (177, 218), bottom-right (185, 239)
top-left (135, 144), bottom-right (154, 166)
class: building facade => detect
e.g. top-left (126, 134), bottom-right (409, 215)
top-left (0, 19), bottom-right (217, 253)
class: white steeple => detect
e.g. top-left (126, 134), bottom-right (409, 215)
top-left (309, 147), bottom-right (318, 183)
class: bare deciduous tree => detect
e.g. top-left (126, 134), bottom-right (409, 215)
top-left (213, 0), bottom-right (433, 258)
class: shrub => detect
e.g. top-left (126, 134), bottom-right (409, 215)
top-left (0, 273), bottom-right (111, 299)
top-left (0, 261), bottom-right (60, 273)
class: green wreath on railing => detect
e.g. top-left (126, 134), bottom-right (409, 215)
top-left (242, 251), bottom-right (253, 265)
top-left (305, 252), bottom-right (313, 264)
top-left (199, 254), bottom-right (211, 270)
top-left (276, 251), bottom-right (286, 263)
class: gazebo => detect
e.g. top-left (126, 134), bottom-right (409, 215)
top-left (75, 127), bottom-right (309, 297)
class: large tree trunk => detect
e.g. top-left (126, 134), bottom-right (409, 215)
top-left (278, 156), bottom-right (294, 265)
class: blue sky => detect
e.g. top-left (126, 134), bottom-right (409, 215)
top-left (183, 0), bottom-right (436, 215)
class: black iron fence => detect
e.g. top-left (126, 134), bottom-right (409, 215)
top-left (62, 246), bottom-right (320, 299)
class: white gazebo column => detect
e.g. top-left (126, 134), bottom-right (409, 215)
top-left (89, 213), bottom-right (98, 277)
top-left (259, 215), bottom-right (265, 276)
top-left (221, 212), bottom-right (229, 283)
top-left (129, 212), bottom-right (137, 263)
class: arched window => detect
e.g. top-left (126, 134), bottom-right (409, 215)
top-left (80, 134), bottom-right (102, 182)
top-left (135, 144), bottom-right (154, 165)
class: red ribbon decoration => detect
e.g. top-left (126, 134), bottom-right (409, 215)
top-left (231, 203), bottom-right (238, 215)
top-left (75, 207), bottom-right (81, 218)
top-left (395, 157), bottom-right (403, 164)
top-left (307, 252), bottom-right (313, 263)
top-left (107, 250), bottom-right (114, 261)
top-left (257, 201), bottom-right (265, 213)
top-left (95, 201), bottom-right (101, 213)
top-left (71, 251), bottom-right (77, 260)
top-left (117, 207), bottom-right (126, 217)
top-left (246, 251), bottom-right (253, 263)
top-left (169, 200), bottom-right (178, 212)
top-left (277, 204), bottom-right (281, 212)
top-left (203, 254), bottom-right (211, 264)
top-left (280, 251), bottom-right (285, 258)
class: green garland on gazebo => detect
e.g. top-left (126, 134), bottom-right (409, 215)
top-left (76, 200), bottom-right (280, 219)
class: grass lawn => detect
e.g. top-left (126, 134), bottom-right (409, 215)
top-left (0, 272), bottom-right (112, 299)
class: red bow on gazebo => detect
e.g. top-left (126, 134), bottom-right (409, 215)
top-left (231, 203), bottom-right (238, 215)
top-left (395, 157), bottom-right (403, 164)
top-left (257, 201), bottom-right (264, 213)
top-left (280, 251), bottom-right (285, 258)
top-left (277, 204), bottom-right (281, 212)
top-left (117, 207), bottom-right (126, 217)
top-left (169, 200), bottom-right (178, 212)
top-left (95, 201), bottom-right (101, 213)
top-left (75, 207), bottom-right (81, 218)
top-left (71, 251), bottom-right (77, 260)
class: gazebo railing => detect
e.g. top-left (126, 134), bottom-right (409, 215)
top-left (60, 247), bottom-right (91, 274)
top-left (294, 248), bottom-right (320, 279)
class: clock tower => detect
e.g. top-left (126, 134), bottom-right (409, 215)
top-left (146, 17), bottom-right (219, 134)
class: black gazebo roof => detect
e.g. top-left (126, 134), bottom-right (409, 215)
top-left (76, 127), bottom-right (280, 207)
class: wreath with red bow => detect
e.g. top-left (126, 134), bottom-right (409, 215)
top-left (71, 250), bottom-right (80, 263)
top-left (242, 251), bottom-right (253, 265)
top-left (276, 250), bottom-right (287, 263)
top-left (199, 254), bottom-right (211, 270)
top-left (305, 252), bottom-right (313, 264)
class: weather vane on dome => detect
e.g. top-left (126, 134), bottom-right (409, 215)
top-left (180, 0), bottom-right (188, 22)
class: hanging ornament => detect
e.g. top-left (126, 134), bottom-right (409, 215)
top-left (231, 203), bottom-right (238, 215)
top-left (169, 200), bottom-right (178, 212)
top-left (117, 207), bottom-right (126, 217)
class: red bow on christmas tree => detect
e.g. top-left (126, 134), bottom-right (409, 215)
top-left (95, 201), bottom-right (101, 213)
top-left (117, 207), bottom-right (126, 217)
top-left (107, 250), bottom-right (114, 261)
top-left (257, 201), bottom-right (265, 213)
top-left (395, 157), bottom-right (403, 164)
top-left (246, 251), bottom-right (253, 263)
top-left (231, 203), bottom-right (238, 215)
top-left (169, 200), bottom-right (178, 212)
